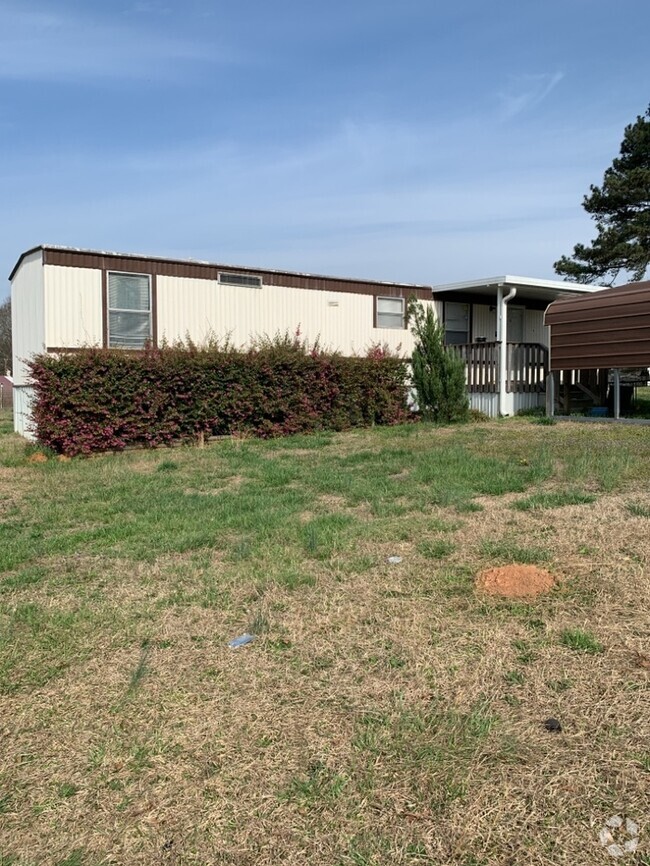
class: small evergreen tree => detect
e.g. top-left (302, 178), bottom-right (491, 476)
top-left (0, 297), bottom-right (11, 375)
top-left (554, 105), bottom-right (650, 285)
top-left (409, 299), bottom-right (469, 422)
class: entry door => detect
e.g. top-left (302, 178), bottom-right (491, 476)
top-left (507, 306), bottom-right (525, 342)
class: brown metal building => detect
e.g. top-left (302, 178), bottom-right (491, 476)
top-left (544, 280), bottom-right (650, 370)
top-left (544, 280), bottom-right (650, 416)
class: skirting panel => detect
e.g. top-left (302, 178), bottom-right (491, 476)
top-left (13, 386), bottom-right (36, 440)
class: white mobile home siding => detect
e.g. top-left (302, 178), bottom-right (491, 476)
top-left (156, 275), bottom-right (425, 355)
top-left (524, 309), bottom-right (547, 344)
top-left (469, 391), bottom-right (544, 417)
top-left (11, 250), bottom-right (45, 438)
top-left (472, 304), bottom-right (495, 341)
top-left (12, 250), bottom-right (45, 386)
top-left (44, 265), bottom-right (103, 348)
top-left (13, 386), bottom-right (35, 440)
top-left (471, 305), bottom-right (544, 343)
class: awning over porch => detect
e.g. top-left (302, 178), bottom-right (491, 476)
top-left (433, 274), bottom-right (601, 304)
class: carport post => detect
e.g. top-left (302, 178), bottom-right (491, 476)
top-left (545, 370), bottom-right (555, 417)
top-left (613, 368), bottom-right (621, 419)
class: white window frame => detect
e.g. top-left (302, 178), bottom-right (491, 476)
top-left (107, 271), bottom-right (152, 349)
top-left (217, 271), bottom-right (263, 288)
top-left (376, 296), bottom-right (406, 329)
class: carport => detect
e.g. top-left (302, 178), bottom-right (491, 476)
top-left (544, 280), bottom-right (650, 417)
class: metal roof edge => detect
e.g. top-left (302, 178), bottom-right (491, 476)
top-left (8, 245), bottom-right (46, 282)
top-left (433, 274), bottom-right (603, 293)
top-left (10, 244), bottom-right (433, 291)
top-left (545, 279), bottom-right (650, 324)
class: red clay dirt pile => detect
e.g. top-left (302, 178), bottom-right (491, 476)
top-left (476, 564), bottom-right (557, 598)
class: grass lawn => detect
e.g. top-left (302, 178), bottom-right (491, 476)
top-left (0, 409), bottom-right (649, 865)
top-left (629, 385), bottom-right (650, 419)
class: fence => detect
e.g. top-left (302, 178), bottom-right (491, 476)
top-left (450, 342), bottom-right (548, 394)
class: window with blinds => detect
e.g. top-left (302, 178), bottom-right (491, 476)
top-left (107, 272), bottom-right (152, 349)
top-left (376, 296), bottom-right (405, 329)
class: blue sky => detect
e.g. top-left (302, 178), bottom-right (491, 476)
top-left (2, 0), bottom-right (649, 299)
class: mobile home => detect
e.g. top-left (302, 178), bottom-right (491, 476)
top-left (9, 246), bottom-right (433, 437)
top-left (10, 246), bottom-right (600, 438)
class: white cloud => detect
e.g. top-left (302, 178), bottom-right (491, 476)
top-left (0, 2), bottom-right (232, 82)
top-left (496, 72), bottom-right (564, 120)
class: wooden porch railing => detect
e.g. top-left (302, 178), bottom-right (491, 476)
top-left (449, 341), bottom-right (499, 392)
top-left (449, 342), bottom-right (549, 394)
top-left (506, 342), bottom-right (549, 393)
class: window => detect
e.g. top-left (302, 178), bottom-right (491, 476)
top-left (218, 271), bottom-right (262, 288)
top-left (444, 301), bottom-right (469, 345)
top-left (376, 296), bottom-right (405, 329)
top-left (107, 272), bottom-right (152, 349)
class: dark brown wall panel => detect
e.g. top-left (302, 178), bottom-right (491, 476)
top-left (546, 281), bottom-right (650, 370)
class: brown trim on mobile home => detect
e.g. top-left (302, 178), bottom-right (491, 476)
top-left (46, 347), bottom-right (103, 353)
top-left (101, 269), bottom-right (108, 348)
top-left (13, 246), bottom-right (432, 300)
top-left (151, 273), bottom-right (158, 348)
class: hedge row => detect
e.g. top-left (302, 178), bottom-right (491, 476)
top-left (29, 340), bottom-right (410, 455)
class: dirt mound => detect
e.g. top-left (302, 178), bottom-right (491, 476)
top-left (27, 452), bottom-right (48, 464)
top-left (476, 564), bottom-right (557, 598)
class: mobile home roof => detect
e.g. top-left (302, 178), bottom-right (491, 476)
top-left (9, 245), bottom-right (433, 299)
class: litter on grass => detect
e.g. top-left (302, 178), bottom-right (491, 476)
top-left (599, 816), bottom-right (640, 857)
top-left (227, 633), bottom-right (256, 649)
top-left (387, 556), bottom-right (403, 564)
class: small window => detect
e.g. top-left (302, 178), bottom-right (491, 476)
top-left (376, 296), bottom-right (405, 329)
top-left (107, 272), bottom-right (152, 349)
top-left (218, 271), bottom-right (262, 288)
top-left (444, 301), bottom-right (469, 345)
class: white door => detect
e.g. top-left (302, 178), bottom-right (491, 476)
top-left (507, 306), bottom-right (525, 342)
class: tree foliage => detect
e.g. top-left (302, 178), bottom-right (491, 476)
top-left (554, 106), bottom-right (650, 285)
top-left (0, 297), bottom-right (11, 375)
top-left (409, 300), bottom-right (468, 423)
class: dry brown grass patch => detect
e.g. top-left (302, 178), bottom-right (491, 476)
top-left (2, 423), bottom-right (650, 865)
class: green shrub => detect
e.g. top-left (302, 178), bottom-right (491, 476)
top-left (408, 301), bottom-right (469, 423)
top-left (29, 337), bottom-right (409, 455)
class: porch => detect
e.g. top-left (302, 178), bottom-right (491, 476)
top-left (451, 341), bottom-right (549, 416)
top-left (433, 274), bottom-right (601, 416)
